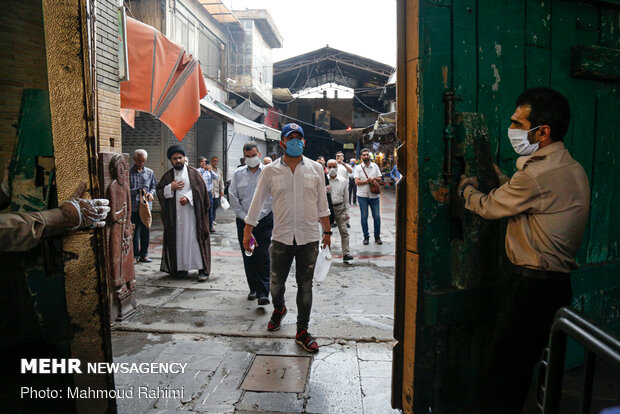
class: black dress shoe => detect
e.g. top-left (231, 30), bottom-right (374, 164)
top-left (257, 297), bottom-right (270, 306)
top-left (197, 269), bottom-right (209, 282)
top-left (210, 228), bottom-right (216, 233)
top-left (247, 291), bottom-right (257, 300)
top-left (139, 256), bottom-right (152, 263)
top-left (363, 238), bottom-right (369, 245)
top-left (375, 238), bottom-right (383, 245)
top-left (343, 254), bottom-right (354, 262)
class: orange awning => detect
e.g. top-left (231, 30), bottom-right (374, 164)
top-left (121, 17), bottom-right (207, 141)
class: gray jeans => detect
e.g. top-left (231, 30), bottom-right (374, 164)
top-left (333, 203), bottom-right (350, 255)
top-left (269, 240), bottom-right (319, 331)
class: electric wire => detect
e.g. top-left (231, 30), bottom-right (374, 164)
top-left (335, 62), bottom-right (382, 114)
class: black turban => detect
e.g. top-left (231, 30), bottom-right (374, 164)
top-left (167, 145), bottom-right (186, 159)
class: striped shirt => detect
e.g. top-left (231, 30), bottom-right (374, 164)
top-left (129, 165), bottom-right (157, 212)
top-left (197, 167), bottom-right (218, 194)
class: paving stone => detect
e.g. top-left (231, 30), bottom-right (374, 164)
top-left (135, 286), bottom-right (184, 307)
top-left (305, 344), bottom-right (363, 414)
top-left (361, 376), bottom-right (401, 414)
top-left (357, 341), bottom-right (395, 361)
top-left (359, 360), bottom-right (393, 378)
top-left (235, 392), bottom-right (305, 413)
top-left (156, 338), bottom-right (229, 356)
top-left (189, 351), bottom-right (254, 413)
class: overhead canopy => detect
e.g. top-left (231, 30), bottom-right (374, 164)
top-left (121, 17), bottom-right (207, 141)
top-left (197, 1), bottom-right (240, 24)
top-left (274, 46), bottom-right (394, 94)
top-left (373, 111), bottom-right (397, 137)
top-left (200, 98), bottom-right (279, 141)
top-left (234, 99), bottom-right (264, 121)
top-left (264, 126), bottom-right (280, 141)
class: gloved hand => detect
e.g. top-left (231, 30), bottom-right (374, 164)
top-left (60, 182), bottom-right (110, 230)
top-left (458, 175), bottom-right (479, 198)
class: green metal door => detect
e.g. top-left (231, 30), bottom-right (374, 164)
top-left (394, 0), bottom-right (620, 412)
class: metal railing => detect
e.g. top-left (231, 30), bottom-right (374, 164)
top-left (536, 307), bottom-right (620, 414)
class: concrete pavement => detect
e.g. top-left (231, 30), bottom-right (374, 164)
top-left (112, 189), bottom-right (400, 413)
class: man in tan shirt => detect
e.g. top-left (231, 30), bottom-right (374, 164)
top-left (458, 87), bottom-right (590, 414)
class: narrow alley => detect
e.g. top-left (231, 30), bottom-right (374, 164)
top-left (111, 190), bottom-right (399, 413)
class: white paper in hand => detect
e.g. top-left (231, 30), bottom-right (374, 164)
top-left (313, 246), bottom-right (332, 282)
top-left (220, 196), bottom-right (230, 210)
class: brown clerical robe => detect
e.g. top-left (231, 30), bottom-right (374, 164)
top-left (156, 165), bottom-right (211, 275)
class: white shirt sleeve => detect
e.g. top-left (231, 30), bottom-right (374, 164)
top-left (372, 164), bottom-right (382, 178)
top-left (185, 189), bottom-right (193, 206)
top-left (316, 165), bottom-right (331, 218)
top-left (163, 183), bottom-right (174, 199)
top-left (244, 170), bottom-right (270, 227)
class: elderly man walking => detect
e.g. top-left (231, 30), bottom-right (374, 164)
top-left (157, 145), bottom-right (211, 281)
top-left (197, 156), bottom-right (218, 233)
top-left (327, 159), bottom-right (353, 263)
top-left (243, 123), bottom-right (331, 353)
top-left (129, 149), bottom-right (157, 263)
top-left (229, 142), bottom-right (273, 306)
top-left (210, 156), bottom-right (224, 225)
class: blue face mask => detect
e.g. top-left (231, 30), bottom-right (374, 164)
top-left (284, 138), bottom-right (304, 157)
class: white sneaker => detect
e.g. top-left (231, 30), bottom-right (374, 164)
top-left (212, 221), bottom-right (218, 226)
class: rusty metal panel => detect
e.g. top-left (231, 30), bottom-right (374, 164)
top-left (241, 354), bottom-right (312, 393)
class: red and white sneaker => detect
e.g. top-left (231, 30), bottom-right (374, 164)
top-left (267, 306), bottom-right (287, 331)
top-left (295, 330), bottom-right (319, 353)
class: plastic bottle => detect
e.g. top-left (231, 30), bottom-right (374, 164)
top-left (245, 235), bottom-right (256, 256)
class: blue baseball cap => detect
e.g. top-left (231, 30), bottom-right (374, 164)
top-left (281, 123), bottom-right (304, 138)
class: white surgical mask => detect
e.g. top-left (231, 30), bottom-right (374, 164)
top-left (508, 125), bottom-right (541, 155)
top-left (328, 168), bottom-right (338, 177)
top-left (245, 156), bottom-right (260, 168)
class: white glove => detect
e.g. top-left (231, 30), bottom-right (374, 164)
top-left (61, 182), bottom-right (110, 230)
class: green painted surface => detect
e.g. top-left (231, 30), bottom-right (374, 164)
top-left (570, 45), bottom-right (620, 82)
top-left (10, 89), bottom-right (54, 212)
top-left (410, 0), bottom-right (620, 412)
top-left (1, 89), bottom-right (69, 349)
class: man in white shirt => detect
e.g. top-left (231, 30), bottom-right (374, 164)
top-left (327, 159), bottom-right (353, 262)
top-left (354, 148), bottom-right (383, 245)
top-left (243, 123), bottom-right (331, 353)
top-left (229, 141), bottom-right (273, 306)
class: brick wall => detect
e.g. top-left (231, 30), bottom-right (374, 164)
top-left (98, 89), bottom-right (122, 152)
top-left (96, 0), bottom-right (122, 153)
top-left (96, 0), bottom-right (121, 94)
top-left (0, 0), bottom-right (48, 176)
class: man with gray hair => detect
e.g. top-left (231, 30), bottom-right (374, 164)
top-left (229, 141), bottom-right (273, 306)
top-left (327, 159), bottom-right (353, 262)
top-left (129, 149), bottom-right (157, 263)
